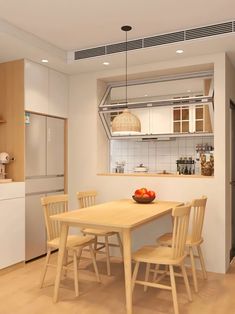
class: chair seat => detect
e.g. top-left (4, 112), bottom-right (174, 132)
top-left (133, 245), bottom-right (186, 265)
top-left (157, 232), bottom-right (203, 246)
top-left (82, 228), bottom-right (116, 236)
top-left (47, 234), bottom-right (95, 249)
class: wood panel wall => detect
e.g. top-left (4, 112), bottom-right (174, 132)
top-left (0, 60), bottom-right (25, 181)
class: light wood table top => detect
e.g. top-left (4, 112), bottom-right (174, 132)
top-left (51, 199), bottom-right (182, 230)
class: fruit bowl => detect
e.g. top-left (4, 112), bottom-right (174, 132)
top-left (132, 195), bottom-right (155, 204)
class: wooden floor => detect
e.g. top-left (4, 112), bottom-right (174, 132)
top-left (0, 253), bottom-right (235, 314)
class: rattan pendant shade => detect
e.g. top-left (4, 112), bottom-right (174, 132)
top-left (111, 25), bottom-right (141, 135)
top-left (112, 109), bottom-right (141, 134)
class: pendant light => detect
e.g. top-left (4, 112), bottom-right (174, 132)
top-left (112, 25), bottom-right (141, 135)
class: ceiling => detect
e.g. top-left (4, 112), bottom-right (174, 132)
top-left (0, 0), bottom-right (235, 74)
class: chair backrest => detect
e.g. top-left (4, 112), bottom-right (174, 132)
top-left (76, 190), bottom-right (97, 208)
top-left (171, 204), bottom-right (191, 259)
top-left (190, 196), bottom-right (207, 243)
top-left (41, 194), bottom-right (68, 241)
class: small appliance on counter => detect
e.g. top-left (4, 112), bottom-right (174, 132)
top-left (114, 161), bottom-right (126, 173)
top-left (134, 163), bottom-right (148, 173)
top-left (0, 152), bottom-right (12, 182)
top-left (176, 157), bottom-right (195, 175)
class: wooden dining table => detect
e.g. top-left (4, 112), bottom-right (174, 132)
top-left (51, 199), bottom-right (183, 314)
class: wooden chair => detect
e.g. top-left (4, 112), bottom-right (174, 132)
top-left (157, 196), bottom-right (207, 292)
top-left (132, 204), bottom-right (192, 314)
top-left (76, 191), bottom-right (123, 276)
top-left (40, 194), bottom-right (100, 296)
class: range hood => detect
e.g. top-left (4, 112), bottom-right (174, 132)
top-left (98, 71), bottom-right (214, 140)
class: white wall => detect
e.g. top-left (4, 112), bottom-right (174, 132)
top-left (68, 53), bottom-right (229, 273)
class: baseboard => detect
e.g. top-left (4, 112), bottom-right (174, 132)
top-left (0, 261), bottom-right (25, 276)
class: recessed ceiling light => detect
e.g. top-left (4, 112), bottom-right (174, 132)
top-left (103, 62), bottom-right (110, 66)
top-left (176, 49), bottom-right (184, 54)
top-left (187, 89), bottom-right (191, 92)
top-left (41, 59), bottom-right (48, 63)
top-left (144, 94), bottom-right (148, 97)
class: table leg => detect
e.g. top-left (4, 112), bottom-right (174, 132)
top-left (122, 229), bottom-right (132, 314)
top-left (53, 223), bottom-right (69, 303)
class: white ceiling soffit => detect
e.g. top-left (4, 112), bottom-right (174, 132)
top-left (0, 16), bottom-right (235, 73)
top-left (0, 0), bottom-right (235, 50)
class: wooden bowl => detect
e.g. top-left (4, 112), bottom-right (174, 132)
top-left (132, 195), bottom-right (155, 204)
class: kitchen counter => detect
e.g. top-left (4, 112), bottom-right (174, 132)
top-left (0, 181), bottom-right (25, 269)
top-left (97, 173), bottom-right (214, 178)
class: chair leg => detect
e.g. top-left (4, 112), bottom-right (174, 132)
top-left (132, 261), bottom-right (140, 293)
top-left (63, 249), bottom-right (68, 278)
top-left (104, 235), bottom-right (111, 276)
top-left (189, 246), bottom-right (198, 292)
top-left (169, 265), bottom-right (179, 314)
top-left (93, 236), bottom-right (98, 259)
top-left (181, 263), bottom-right (192, 302)
top-left (144, 263), bottom-right (151, 292)
top-left (116, 233), bottom-right (123, 260)
top-left (39, 249), bottom-right (51, 288)
top-left (73, 250), bottom-right (79, 297)
top-left (153, 264), bottom-right (160, 282)
top-left (89, 244), bottom-right (101, 282)
top-left (197, 245), bottom-right (207, 279)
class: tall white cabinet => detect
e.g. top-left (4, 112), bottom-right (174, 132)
top-left (24, 60), bottom-right (69, 118)
top-left (48, 69), bottom-right (68, 118)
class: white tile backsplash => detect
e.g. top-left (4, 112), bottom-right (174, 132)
top-left (110, 137), bottom-right (214, 173)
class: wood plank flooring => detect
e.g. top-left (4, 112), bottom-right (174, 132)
top-left (0, 253), bottom-right (235, 314)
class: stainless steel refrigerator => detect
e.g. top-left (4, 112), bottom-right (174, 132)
top-left (25, 113), bottom-right (65, 261)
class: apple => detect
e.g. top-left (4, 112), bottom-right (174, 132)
top-left (142, 193), bottom-right (150, 198)
top-left (147, 190), bottom-right (156, 198)
top-left (134, 189), bottom-right (143, 197)
top-left (140, 187), bottom-right (147, 194)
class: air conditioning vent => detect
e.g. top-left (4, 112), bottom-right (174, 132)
top-left (73, 20), bottom-right (235, 61)
top-left (185, 22), bottom-right (233, 40)
top-left (74, 46), bottom-right (105, 60)
top-left (106, 39), bottom-right (142, 54)
top-left (144, 31), bottom-right (184, 47)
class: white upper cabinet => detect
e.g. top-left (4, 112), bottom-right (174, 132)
top-left (131, 107), bottom-right (172, 135)
top-left (150, 107), bottom-right (173, 134)
top-left (25, 60), bottom-right (49, 114)
top-left (48, 69), bottom-right (68, 118)
top-left (132, 108), bottom-right (150, 135)
top-left (24, 60), bottom-right (68, 118)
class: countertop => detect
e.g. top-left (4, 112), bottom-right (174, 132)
top-left (97, 173), bottom-right (214, 178)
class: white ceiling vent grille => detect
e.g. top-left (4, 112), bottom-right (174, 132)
top-left (74, 46), bottom-right (105, 60)
top-left (106, 39), bottom-right (143, 54)
top-left (185, 22), bottom-right (233, 40)
top-left (74, 20), bottom-right (235, 61)
top-left (144, 31), bottom-right (184, 47)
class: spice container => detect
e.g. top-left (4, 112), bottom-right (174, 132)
top-left (176, 157), bottom-right (195, 175)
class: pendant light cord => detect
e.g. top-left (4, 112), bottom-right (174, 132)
top-left (121, 25), bottom-right (132, 107)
